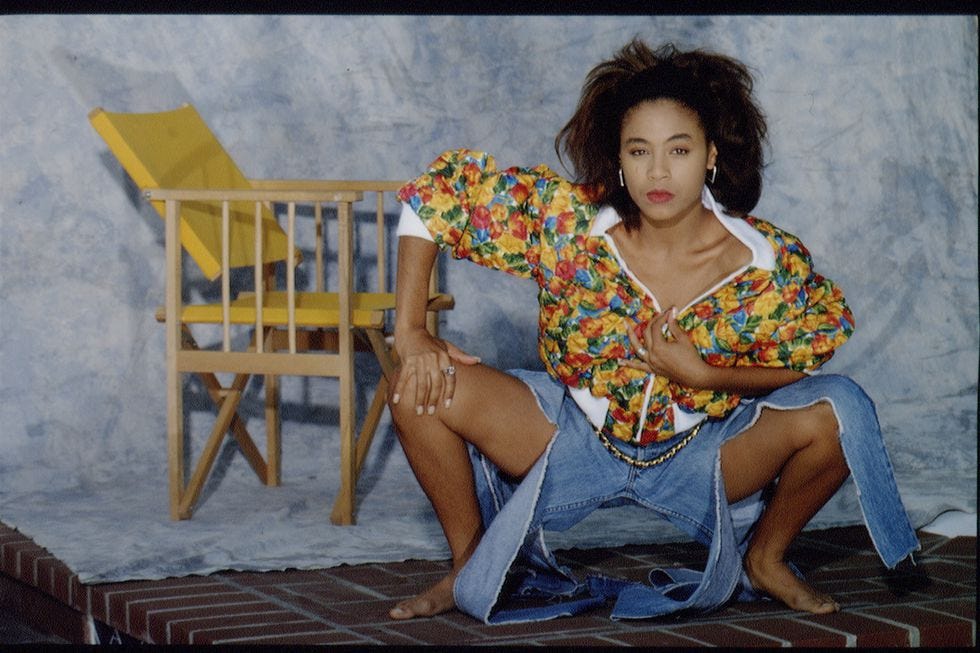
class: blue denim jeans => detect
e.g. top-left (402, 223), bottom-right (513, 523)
top-left (454, 371), bottom-right (920, 623)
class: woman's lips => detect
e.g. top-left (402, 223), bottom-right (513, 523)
top-left (646, 190), bottom-right (674, 203)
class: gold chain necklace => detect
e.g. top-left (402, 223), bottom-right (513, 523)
top-left (595, 422), bottom-right (703, 468)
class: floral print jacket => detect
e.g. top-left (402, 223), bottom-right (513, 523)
top-left (398, 149), bottom-right (855, 445)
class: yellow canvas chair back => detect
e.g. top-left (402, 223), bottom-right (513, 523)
top-left (89, 104), bottom-right (289, 280)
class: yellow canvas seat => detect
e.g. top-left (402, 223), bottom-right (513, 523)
top-left (90, 104), bottom-right (452, 524)
top-left (158, 291), bottom-right (391, 329)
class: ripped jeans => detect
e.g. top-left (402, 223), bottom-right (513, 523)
top-left (454, 372), bottom-right (920, 623)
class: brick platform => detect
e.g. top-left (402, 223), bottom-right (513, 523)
top-left (0, 521), bottom-right (974, 646)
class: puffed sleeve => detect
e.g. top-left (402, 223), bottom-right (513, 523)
top-left (743, 226), bottom-right (855, 371)
top-left (397, 149), bottom-right (554, 279)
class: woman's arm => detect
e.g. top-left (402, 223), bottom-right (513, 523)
top-left (392, 236), bottom-right (480, 415)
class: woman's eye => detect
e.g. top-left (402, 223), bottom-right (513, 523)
top-left (628, 148), bottom-right (647, 156)
top-left (671, 147), bottom-right (689, 155)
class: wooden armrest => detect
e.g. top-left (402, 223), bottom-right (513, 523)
top-left (144, 188), bottom-right (363, 202)
top-left (247, 179), bottom-right (405, 193)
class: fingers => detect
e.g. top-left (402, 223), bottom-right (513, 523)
top-left (623, 307), bottom-right (679, 372)
top-left (438, 357), bottom-right (457, 411)
top-left (627, 327), bottom-right (649, 361)
top-left (391, 339), bottom-right (471, 415)
top-left (417, 350), bottom-right (452, 415)
top-left (645, 307), bottom-right (679, 346)
top-left (659, 306), bottom-right (679, 343)
top-left (445, 341), bottom-right (482, 366)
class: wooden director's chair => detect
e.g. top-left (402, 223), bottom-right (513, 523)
top-left (89, 104), bottom-right (452, 525)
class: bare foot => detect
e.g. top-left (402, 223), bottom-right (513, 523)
top-left (389, 572), bottom-right (457, 620)
top-left (745, 552), bottom-right (840, 614)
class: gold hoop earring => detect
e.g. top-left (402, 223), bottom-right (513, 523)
top-left (618, 168), bottom-right (625, 187)
top-left (708, 166), bottom-right (717, 185)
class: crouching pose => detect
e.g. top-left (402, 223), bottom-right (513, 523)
top-left (387, 40), bottom-right (918, 623)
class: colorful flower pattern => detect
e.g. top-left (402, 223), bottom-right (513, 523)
top-left (399, 149), bottom-right (855, 445)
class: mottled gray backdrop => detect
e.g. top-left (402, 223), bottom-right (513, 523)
top-left (0, 15), bottom-right (975, 582)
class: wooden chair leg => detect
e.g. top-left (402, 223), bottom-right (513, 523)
top-left (168, 359), bottom-right (184, 521)
top-left (327, 329), bottom-right (395, 525)
top-left (354, 375), bottom-right (388, 478)
top-left (178, 389), bottom-right (244, 518)
top-left (173, 324), bottom-right (279, 519)
top-left (330, 325), bottom-right (356, 525)
top-left (265, 373), bottom-right (280, 486)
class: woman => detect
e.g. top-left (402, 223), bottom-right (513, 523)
top-left (387, 40), bottom-right (918, 623)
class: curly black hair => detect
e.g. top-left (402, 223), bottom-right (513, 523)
top-left (555, 39), bottom-right (768, 227)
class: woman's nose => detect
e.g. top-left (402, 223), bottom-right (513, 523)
top-left (647, 155), bottom-right (669, 180)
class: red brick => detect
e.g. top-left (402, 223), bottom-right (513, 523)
top-left (0, 527), bottom-right (30, 546)
top-left (217, 568), bottom-right (325, 586)
top-left (263, 592), bottom-right (355, 622)
top-left (915, 559), bottom-right (975, 584)
top-left (266, 576), bottom-right (379, 603)
top-left (2, 539), bottom-right (47, 583)
top-left (724, 599), bottom-right (794, 616)
top-left (806, 561), bottom-right (886, 582)
top-left (20, 544), bottom-right (50, 583)
top-left (908, 576), bottom-right (975, 600)
top-left (384, 617), bottom-right (481, 645)
top-left (809, 576), bottom-right (883, 595)
top-left (124, 591), bottom-right (260, 638)
top-left (603, 628), bottom-right (709, 646)
top-left (917, 597), bottom-right (979, 621)
top-left (736, 617), bottom-right (847, 647)
top-left (540, 634), bottom-right (624, 646)
top-left (369, 581), bottom-right (425, 601)
top-left (0, 521), bottom-right (972, 648)
top-left (0, 570), bottom-right (89, 643)
top-left (218, 632), bottom-right (367, 644)
top-left (164, 609), bottom-right (296, 644)
top-left (923, 535), bottom-right (976, 558)
top-left (859, 604), bottom-right (975, 648)
top-left (192, 619), bottom-right (339, 644)
top-left (29, 555), bottom-right (56, 596)
top-left (469, 612), bottom-right (608, 639)
top-left (670, 622), bottom-right (783, 647)
top-left (355, 625), bottom-right (433, 646)
top-left (95, 579), bottom-right (234, 622)
top-left (805, 525), bottom-right (875, 549)
top-left (803, 610), bottom-right (910, 647)
top-left (316, 597), bottom-right (408, 625)
top-left (834, 587), bottom-right (914, 607)
top-left (147, 600), bottom-right (289, 644)
top-left (320, 563), bottom-right (407, 588)
top-left (68, 576), bottom-right (91, 614)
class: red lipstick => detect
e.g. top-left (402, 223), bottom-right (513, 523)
top-left (646, 190), bottom-right (674, 203)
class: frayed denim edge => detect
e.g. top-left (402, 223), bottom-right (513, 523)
top-left (739, 396), bottom-right (920, 569)
top-left (453, 375), bottom-right (560, 624)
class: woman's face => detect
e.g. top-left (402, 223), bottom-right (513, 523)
top-left (619, 99), bottom-right (717, 226)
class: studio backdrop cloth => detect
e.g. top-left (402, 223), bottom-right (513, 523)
top-left (0, 15), bottom-right (976, 584)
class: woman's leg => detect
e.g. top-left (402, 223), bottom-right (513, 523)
top-left (720, 401), bottom-right (850, 613)
top-left (387, 363), bottom-right (556, 619)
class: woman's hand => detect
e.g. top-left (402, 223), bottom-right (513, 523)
top-left (392, 327), bottom-right (481, 415)
top-left (620, 307), bottom-right (714, 388)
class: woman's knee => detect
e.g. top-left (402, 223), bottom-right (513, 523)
top-left (768, 401), bottom-right (838, 452)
